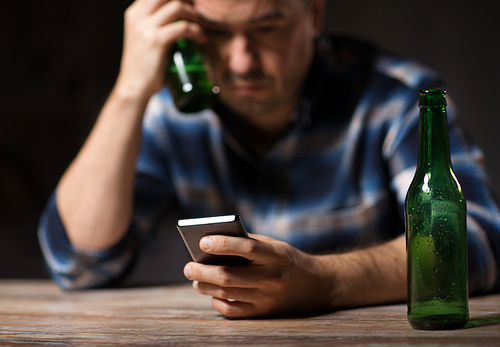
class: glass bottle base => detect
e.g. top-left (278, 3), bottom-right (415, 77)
top-left (408, 314), bottom-right (468, 330)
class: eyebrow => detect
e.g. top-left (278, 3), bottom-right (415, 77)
top-left (198, 10), bottom-right (285, 27)
top-left (250, 11), bottom-right (286, 23)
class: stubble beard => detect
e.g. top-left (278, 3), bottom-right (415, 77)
top-left (221, 93), bottom-right (283, 118)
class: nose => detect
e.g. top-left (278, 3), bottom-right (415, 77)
top-left (226, 34), bottom-right (259, 76)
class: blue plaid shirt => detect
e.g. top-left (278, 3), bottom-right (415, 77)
top-left (39, 36), bottom-right (500, 294)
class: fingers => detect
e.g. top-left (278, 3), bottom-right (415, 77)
top-left (249, 233), bottom-right (278, 242)
top-left (126, 0), bottom-right (206, 44)
top-left (128, 0), bottom-right (201, 30)
top-left (193, 280), bottom-right (286, 318)
top-left (149, 0), bottom-right (199, 27)
top-left (211, 298), bottom-right (257, 318)
top-left (193, 280), bottom-right (257, 302)
top-left (193, 281), bottom-right (263, 318)
top-left (157, 19), bottom-right (208, 46)
top-left (127, 0), bottom-right (169, 16)
top-left (184, 262), bottom-right (260, 288)
top-left (199, 235), bottom-right (278, 263)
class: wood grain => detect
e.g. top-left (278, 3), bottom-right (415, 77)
top-left (0, 280), bottom-right (499, 346)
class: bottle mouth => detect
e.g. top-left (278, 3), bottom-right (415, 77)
top-left (419, 89), bottom-right (447, 106)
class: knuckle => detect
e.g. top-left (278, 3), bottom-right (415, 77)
top-left (269, 275), bottom-right (286, 290)
top-left (219, 237), bottom-right (232, 254)
top-left (124, 4), bottom-right (134, 17)
top-left (217, 303), bottom-right (238, 318)
top-left (170, 0), bottom-right (184, 12)
top-left (242, 239), bottom-right (258, 254)
top-left (217, 287), bottom-right (231, 300)
top-left (139, 27), bottom-right (163, 48)
top-left (124, 3), bottom-right (139, 21)
top-left (275, 242), bottom-right (293, 261)
top-left (217, 269), bottom-right (233, 286)
top-left (177, 20), bottom-right (191, 32)
top-left (188, 264), bottom-right (199, 280)
top-left (124, 8), bottom-right (131, 20)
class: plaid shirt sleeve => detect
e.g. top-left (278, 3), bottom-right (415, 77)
top-left (38, 193), bottom-right (136, 289)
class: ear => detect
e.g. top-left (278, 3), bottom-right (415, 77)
top-left (310, 0), bottom-right (325, 38)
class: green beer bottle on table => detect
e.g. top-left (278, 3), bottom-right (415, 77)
top-left (405, 89), bottom-right (469, 330)
top-left (165, 38), bottom-right (218, 113)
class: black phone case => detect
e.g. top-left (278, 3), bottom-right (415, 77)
top-left (176, 215), bottom-right (251, 266)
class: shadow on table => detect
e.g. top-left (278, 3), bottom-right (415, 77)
top-left (464, 314), bottom-right (500, 329)
top-left (223, 309), bottom-right (339, 321)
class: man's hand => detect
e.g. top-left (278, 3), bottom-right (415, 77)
top-left (183, 234), bottom-right (407, 318)
top-left (117, 0), bottom-right (207, 99)
top-left (183, 234), bottom-right (333, 318)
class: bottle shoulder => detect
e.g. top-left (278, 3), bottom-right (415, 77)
top-left (406, 170), bottom-right (465, 204)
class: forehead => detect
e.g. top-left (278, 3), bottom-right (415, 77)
top-left (193, 0), bottom-right (303, 23)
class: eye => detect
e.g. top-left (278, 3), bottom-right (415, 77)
top-left (257, 26), bottom-right (275, 34)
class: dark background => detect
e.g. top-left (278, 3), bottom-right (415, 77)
top-left (1, 1), bottom-right (499, 280)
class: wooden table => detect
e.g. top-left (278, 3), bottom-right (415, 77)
top-left (0, 280), bottom-right (499, 346)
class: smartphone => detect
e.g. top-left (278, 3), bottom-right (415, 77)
top-left (176, 215), bottom-right (251, 266)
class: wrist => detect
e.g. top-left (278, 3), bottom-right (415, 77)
top-left (313, 253), bottom-right (347, 309)
top-left (299, 252), bottom-right (340, 311)
top-left (318, 238), bottom-right (407, 310)
top-left (113, 73), bottom-right (160, 104)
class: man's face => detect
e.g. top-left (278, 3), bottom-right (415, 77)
top-left (193, 0), bottom-right (321, 119)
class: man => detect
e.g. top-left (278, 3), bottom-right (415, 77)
top-left (38, 0), bottom-right (500, 318)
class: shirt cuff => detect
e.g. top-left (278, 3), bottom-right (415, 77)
top-left (38, 192), bottom-right (136, 290)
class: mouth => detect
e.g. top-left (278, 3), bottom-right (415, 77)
top-left (228, 81), bottom-right (271, 96)
top-left (219, 71), bottom-right (273, 97)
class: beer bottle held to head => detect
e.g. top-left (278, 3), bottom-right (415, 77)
top-left (165, 38), bottom-right (219, 113)
top-left (405, 89), bottom-right (469, 330)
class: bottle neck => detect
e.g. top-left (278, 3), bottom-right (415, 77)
top-left (417, 104), bottom-right (452, 173)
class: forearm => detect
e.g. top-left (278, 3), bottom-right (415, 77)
top-left (319, 236), bottom-right (407, 310)
top-left (57, 85), bottom-right (148, 251)
top-left (55, 0), bottom-right (208, 251)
